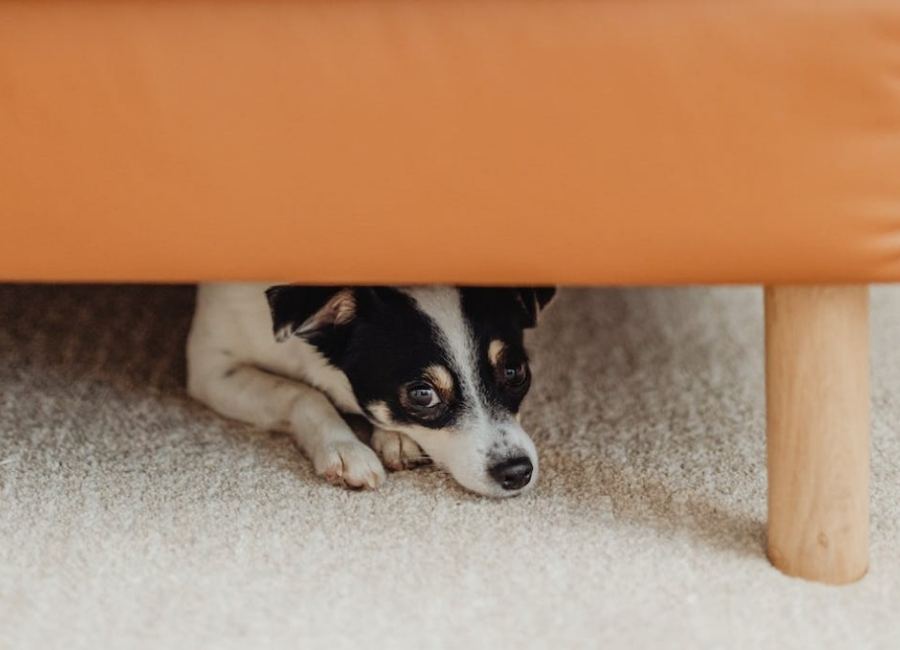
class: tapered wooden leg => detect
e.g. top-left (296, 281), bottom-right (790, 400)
top-left (765, 285), bottom-right (870, 584)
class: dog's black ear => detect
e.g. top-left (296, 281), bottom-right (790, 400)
top-left (515, 287), bottom-right (556, 328)
top-left (265, 285), bottom-right (357, 343)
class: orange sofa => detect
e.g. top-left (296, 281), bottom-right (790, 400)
top-left (2, 1), bottom-right (899, 584)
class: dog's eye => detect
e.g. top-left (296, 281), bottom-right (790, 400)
top-left (407, 383), bottom-right (440, 408)
top-left (503, 362), bottom-right (529, 387)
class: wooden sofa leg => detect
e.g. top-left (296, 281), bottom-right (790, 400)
top-left (764, 285), bottom-right (870, 584)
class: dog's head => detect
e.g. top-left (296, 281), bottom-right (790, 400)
top-left (265, 285), bottom-right (554, 497)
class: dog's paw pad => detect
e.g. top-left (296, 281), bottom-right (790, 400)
top-left (371, 429), bottom-right (431, 471)
top-left (314, 440), bottom-right (385, 490)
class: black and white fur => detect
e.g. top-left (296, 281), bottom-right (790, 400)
top-left (187, 284), bottom-right (554, 498)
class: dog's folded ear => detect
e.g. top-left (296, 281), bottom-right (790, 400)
top-left (515, 287), bottom-right (556, 328)
top-left (265, 285), bottom-right (357, 343)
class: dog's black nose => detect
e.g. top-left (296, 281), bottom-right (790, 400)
top-left (489, 456), bottom-right (533, 491)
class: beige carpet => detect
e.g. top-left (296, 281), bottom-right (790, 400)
top-left (0, 284), bottom-right (898, 649)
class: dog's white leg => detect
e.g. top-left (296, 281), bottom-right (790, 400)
top-left (188, 358), bottom-right (385, 489)
top-left (371, 429), bottom-right (430, 471)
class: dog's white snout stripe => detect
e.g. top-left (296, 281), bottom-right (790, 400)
top-left (406, 287), bottom-right (489, 425)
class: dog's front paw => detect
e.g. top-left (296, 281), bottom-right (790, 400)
top-left (371, 429), bottom-right (431, 471)
top-left (313, 440), bottom-right (386, 490)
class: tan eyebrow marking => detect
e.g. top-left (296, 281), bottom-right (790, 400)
top-left (488, 340), bottom-right (507, 366)
top-left (424, 365), bottom-right (455, 399)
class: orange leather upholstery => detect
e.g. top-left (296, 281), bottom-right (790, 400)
top-left (2, 1), bottom-right (899, 284)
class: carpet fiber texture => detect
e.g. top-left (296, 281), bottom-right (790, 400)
top-left (1, 285), bottom-right (898, 649)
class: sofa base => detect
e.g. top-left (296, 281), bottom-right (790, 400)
top-left (765, 285), bottom-right (870, 584)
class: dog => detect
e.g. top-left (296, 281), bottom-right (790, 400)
top-left (187, 284), bottom-right (554, 497)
